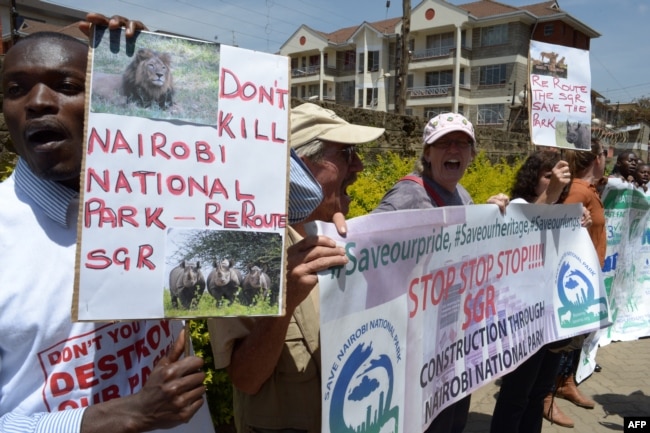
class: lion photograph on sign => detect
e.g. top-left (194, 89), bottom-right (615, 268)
top-left (90, 30), bottom-right (220, 125)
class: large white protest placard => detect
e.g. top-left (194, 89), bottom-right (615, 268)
top-left (576, 178), bottom-right (650, 381)
top-left (529, 40), bottom-right (592, 149)
top-left (74, 30), bottom-right (290, 320)
top-left (600, 178), bottom-right (650, 341)
top-left (316, 203), bottom-right (609, 433)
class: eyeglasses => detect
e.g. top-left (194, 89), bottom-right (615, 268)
top-left (339, 146), bottom-right (358, 164)
top-left (431, 139), bottom-right (472, 149)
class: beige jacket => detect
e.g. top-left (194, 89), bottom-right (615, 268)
top-left (208, 226), bottom-right (322, 432)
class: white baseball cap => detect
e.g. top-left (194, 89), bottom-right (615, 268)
top-left (423, 113), bottom-right (476, 145)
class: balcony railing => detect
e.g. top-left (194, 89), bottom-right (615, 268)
top-left (301, 94), bottom-right (336, 101)
top-left (291, 65), bottom-right (321, 77)
top-left (406, 85), bottom-right (450, 98)
top-left (411, 47), bottom-right (452, 61)
top-left (291, 65), bottom-right (342, 78)
top-left (477, 109), bottom-right (506, 125)
top-left (411, 46), bottom-right (471, 62)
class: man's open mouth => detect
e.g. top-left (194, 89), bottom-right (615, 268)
top-left (25, 123), bottom-right (68, 148)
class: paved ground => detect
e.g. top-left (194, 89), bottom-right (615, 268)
top-left (465, 337), bottom-right (650, 432)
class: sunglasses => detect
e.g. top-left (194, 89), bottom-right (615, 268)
top-left (339, 146), bottom-right (358, 164)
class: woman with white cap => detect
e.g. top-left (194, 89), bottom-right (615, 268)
top-left (374, 112), bottom-right (508, 212)
top-left (373, 113), bottom-right (508, 433)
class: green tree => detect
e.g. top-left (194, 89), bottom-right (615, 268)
top-left (348, 150), bottom-right (522, 216)
top-left (0, 152), bottom-right (17, 181)
top-left (348, 151), bottom-right (417, 217)
top-left (462, 152), bottom-right (523, 203)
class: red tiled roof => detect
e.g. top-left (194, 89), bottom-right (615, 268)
top-left (456, 0), bottom-right (560, 18)
top-left (518, 1), bottom-right (562, 17)
top-left (312, 16), bottom-right (402, 45)
top-left (308, 1), bottom-right (563, 45)
top-left (322, 24), bottom-right (359, 44)
top-left (368, 17), bottom-right (403, 34)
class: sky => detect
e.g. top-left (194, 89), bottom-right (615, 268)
top-left (45, 0), bottom-right (650, 104)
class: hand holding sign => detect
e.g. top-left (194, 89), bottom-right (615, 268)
top-left (80, 327), bottom-right (206, 432)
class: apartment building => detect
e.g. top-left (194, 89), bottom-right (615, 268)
top-left (0, 0), bottom-right (86, 52)
top-left (279, 0), bottom-right (600, 129)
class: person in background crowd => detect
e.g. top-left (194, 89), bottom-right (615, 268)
top-left (372, 112), bottom-right (508, 433)
top-left (490, 150), bottom-right (592, 432)
top-left (634, 162), bottom-right (650, 192)
top-left (543, 138), bottom-right (608, 425)
top-left (609, 150), bottom-right (638, 183)
top-left (0, 16), bottom-right (215, 433)
top-left (209, 103), bottom-right (384, 433)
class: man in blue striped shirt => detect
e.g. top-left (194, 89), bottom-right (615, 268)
top-left (0, 14), bottom-right (346, 433)
top-left (0, 16), bottom-right (214, 433)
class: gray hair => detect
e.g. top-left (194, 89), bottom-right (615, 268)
top-left (294, 139), bottom-right (326, 162)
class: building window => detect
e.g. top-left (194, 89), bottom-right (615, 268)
top-left (357, 89), bottom-right (375, 107)
top-left (309, 54), bottom-right (319, 66)
top-left (337, 80), bottom-right (355, 102)
top-left (426, 32), bottom-right (455, 56)
top-left (358, 51), bottom-right (380, 72)
top-left (307, 84), bottom-right (319, 98)
top-left (338, 50), bottom-right (356, 71)
top-left (481, 24), bottom-right (508, 46)
top-left (424, 107), bottom-right (464, 119)
top-left (477, 104), bottom-right (505, 125)
top-left (544, 24), bottom-right (554, 36)
top-left (424, 106), bottom-right (452, 119)
top-left (425, 70), bottom-right (453, 87)
top-left (479, 64), bottom-right (507, 85)
top-left (367, 51), bottom-right (379, 72)
top-left (426, 69), bottom-right (466, 86)
top-left (366, 87), bottom-right (375, 106)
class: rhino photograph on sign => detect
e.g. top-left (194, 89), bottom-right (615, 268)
top-left (163, 228), bottom-right (282, 317)
top-left (74, 29), bottom-right (290, 321)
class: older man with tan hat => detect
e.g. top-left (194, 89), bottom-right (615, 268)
top-left (209, 103), bottom-right (384, 433)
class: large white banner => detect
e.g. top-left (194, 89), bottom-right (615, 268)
top-left (316, 203), bottom-right (609, 433)
top-left (599, 178), bottom-right (650, 342)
